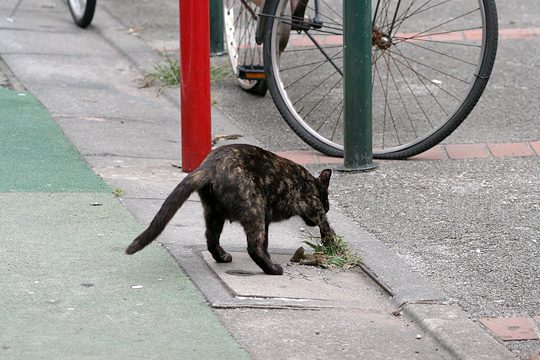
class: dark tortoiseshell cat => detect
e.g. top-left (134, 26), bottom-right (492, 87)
top-left (126, 144), bottom-right (335, 275)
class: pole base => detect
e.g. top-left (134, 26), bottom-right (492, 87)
top-left (336, 161), bottom-right (379, 173)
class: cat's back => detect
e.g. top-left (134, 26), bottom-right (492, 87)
top-left (201, 144), bottom-right (311, 187)
top-left (203, 144), bottom-right (301, 174)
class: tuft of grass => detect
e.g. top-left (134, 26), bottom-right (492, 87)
top-left (142, 57), bottom-right (231, 89)
top-left (112, 188), bottom-right (124, 198)
top-left (303, 235), bottom-right (362, 269)
top-left (144, 52), bottom-right (180, 87)
top-left (210, 64), bottom-right (231, 81)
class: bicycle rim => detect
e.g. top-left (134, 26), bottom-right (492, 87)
top-left (68, 0), bottom-right (88, 19)
top-left (223, 0), bottom-right (265, 92)
top-left (68, 0), bottom-right (95, 28)
top-left (264, 0), bottom-right (498, 158)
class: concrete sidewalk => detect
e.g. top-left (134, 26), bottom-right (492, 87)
top-left (0, 0), bottom-right (523, 359)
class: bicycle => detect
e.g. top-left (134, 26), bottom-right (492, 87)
top-left (67, 0), bottom-right (96, 28)
top-left (223, 0), bottom-right (498, 159)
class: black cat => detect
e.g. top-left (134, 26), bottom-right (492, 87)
top-left (126, 144), bottom-right (335, 275)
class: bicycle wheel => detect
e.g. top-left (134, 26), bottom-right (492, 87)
top-left (263, 0), bottom-right (498, 158)
top-left (223, 0), bottom-right (268, 96)
top-left (68, 0), bottom-right (96, 28)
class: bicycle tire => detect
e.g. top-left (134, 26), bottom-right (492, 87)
top-left (68, 0), bottom-right (96, 28)
top-left (223, 0), bottom-right (268, 96)
top-left (263, 0), bottom-right (498, 159)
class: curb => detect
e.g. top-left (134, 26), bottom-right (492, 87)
top-left (91, 6), bottom-right (517, 359)
top-left (275, 141), bottom-right (540, 165)
top-left (330, 210), bottom-right (516, 360)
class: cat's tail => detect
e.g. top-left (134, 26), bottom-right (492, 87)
top-left (125, 169), bottom-right (209, 255)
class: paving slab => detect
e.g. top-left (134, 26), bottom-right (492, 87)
top-left (55, 114), bottom-right (181, 160)
top-left (201, 250), bottom-right (391, 309)
top-left (216, 307), bottom-right (453, 360)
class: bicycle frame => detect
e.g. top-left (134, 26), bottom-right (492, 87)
top-left (255, 0), bottom-right (313, 45)
top-left (255, 0), bottom-right (406, 47)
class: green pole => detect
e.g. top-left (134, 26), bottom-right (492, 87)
top-left (209, 0), bottom-right (225, 55)
top-left (340, 0), bottom-right (377, 171)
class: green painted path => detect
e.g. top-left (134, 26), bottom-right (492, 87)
top-left (0, 88), bottom-right (107, 192)
top-left (0, 88), bottom-right (248, 359)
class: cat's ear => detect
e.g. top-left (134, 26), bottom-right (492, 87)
top-left (318, 169), bottom-right (332, 189)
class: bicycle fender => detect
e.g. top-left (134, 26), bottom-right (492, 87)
top-left (255, 0), bottom-right (271, 45)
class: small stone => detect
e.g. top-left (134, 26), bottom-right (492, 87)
top-left (416, 334), bottom-right (422, 340)
top-left (290, 247), bottom-right (305, 262)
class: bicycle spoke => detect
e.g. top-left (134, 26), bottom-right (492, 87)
top-left (385, 56), bottom-right (417, 140)
top-left (403, 8), bottom-right (481, 43)
top-left (389, 44), bottom-right (460, 106)
top-left (284, 44), bottom-right (344, 53)
top-left (279, 54), bottom-right (343, 72)
top-left (305, 31), bottom-right (343, 76)
top-left (388, 50), bottom-right (430, 135)
top-left (303, 75), bottom-right (343, 124)
top-left (397, 26), bottom-right (483, 42)
top-left (390, 47), bottom-right (470, 84)
top-left (395, 0), bottom-right (453, 28)
top-left (290, 68), bottom-right (341, 107)
top-left (396, 39), bottom-right (478, 67)
top-left (238, 0), bottom-right (258, 20)
top-left (374, 54), bottom-right (396, 148)
top-left (388, 0), bottom-right (403, 36)
top-left (319, 0), bottom-right (343, 23)
top-left (397, 37), bottom-right (482, 48)
top-left (280, 48), bottom-right (343, 89)
top-left (329, 99), bottom-right (344, 140)
top-left (386, 49), bottom-right (435, 129)
top-left (382, 49), bottom-right (421, 145)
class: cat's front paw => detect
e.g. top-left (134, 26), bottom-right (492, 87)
top-left (214, 252), bottom-right (233, 263)
top-left (264, 263), bottom-right (284, 275)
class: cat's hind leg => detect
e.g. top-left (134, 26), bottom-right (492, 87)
top-left (203, 205), bottom-right (232, 263)
top-left (243, 220), bottom-right (283, 275)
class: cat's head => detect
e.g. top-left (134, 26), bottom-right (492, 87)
top-left (317, 169), bottom-right (332, 213)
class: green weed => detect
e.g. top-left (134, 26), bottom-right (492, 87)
top-left (112, 188), bottom-right (124, 198)
top-left (210, 65), bottom-right (231, 81)
top-left (303, 234), bottom-right (362, 269)
top-left (144, 52), bottom-right (180, 87)
top-left (143, 56), bottom-right (231, 89)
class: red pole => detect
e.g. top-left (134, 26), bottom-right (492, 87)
top-left (179, 0), bottom-right (212, 172)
